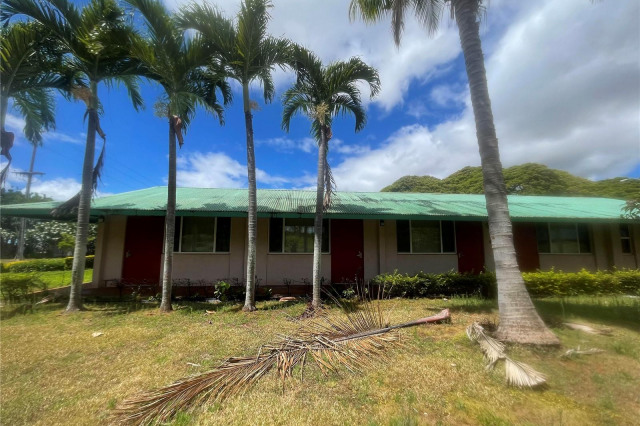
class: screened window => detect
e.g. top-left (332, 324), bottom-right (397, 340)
top-left (174, 217), bottom-right (231, 253)
top-left (396, 220), bottom-right (455, 254)
top-left (620, 224), bottom-right (633, 254)
top-left (269, 218), bottom-right (329, 253)
top-left (536, 223), bottom-right (591, 254)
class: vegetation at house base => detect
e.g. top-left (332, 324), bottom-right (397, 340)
top-left (1, 298), bottom-right (639, 425)
top-left (179, 0), bottom-right (291, 312)
top-left (125, 0), bottom-right (231, 313)
top-left (383, 163), bottom-right (640, 199)
top-left (282, 46), bottom-right (380, 309)
top-left (350, 0), bottom-right (559, 344)
top-left (371, 269), bottom-right (640, 299)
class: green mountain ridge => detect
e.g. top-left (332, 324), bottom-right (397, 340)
top-left (381, 163), bottom-right (640, 200)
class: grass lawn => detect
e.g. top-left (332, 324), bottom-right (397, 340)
top-left (37, 269), bottom-right (94, 289)
top-left (1, 296), bottom-right (639, 425)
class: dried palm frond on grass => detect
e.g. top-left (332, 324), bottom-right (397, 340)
top-left (467, 322), bottom-right (546, 388)
top-left (114, 304), bottom-right (450, 425)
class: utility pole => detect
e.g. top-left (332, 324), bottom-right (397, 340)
top-left (14, 144), bottom-right (44, 260)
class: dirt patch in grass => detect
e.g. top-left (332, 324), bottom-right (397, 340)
top-left (1, 297), bottom-right (639, 425)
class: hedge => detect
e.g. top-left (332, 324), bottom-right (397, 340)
top-left (0, 273), bottom-right (47, 303)
top-left (522, 269), bottom-right (640, 297)
top-left (370, 270), bottom-right (496, 298)
top-left (1, 256), bottom-right (94, 273)
top-left (370, 269), bottom-right (640, 299)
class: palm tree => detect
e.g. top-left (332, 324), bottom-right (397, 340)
top-left (179, 0), bottom-right (291, 311)
top-left (349, 0), bottom-right (559, 344)
top-left (125, 0), bottom-right (231, 313)
top-left (282, 47), bottom-right (380, 309)
top-left (0, 21), bottom-right (65, 259)
top-left (2, 0), bottom-right (144, 312)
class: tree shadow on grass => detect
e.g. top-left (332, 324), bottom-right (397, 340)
top-left (534, 297), bottom-right (640, 332)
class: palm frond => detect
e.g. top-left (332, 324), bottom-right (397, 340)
top-left (115, 307), bottom-right (450, 425)
top-left (466, 322), bottom-right (546, 388)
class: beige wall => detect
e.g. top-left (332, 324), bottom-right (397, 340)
top-left (95, 215), bottom-right (639, 287)
top-left (92, 215), bottom-right (127, 286)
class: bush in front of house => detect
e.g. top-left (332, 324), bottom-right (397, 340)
top-left (0, 273), bottom-right (47, 303)
top-left (370, 269), bottom-right (640, 299)
top-left (522, 269), bottom-right (640, 297)
top-left (2, 256), bottom-right (94, 273)
top-left (370, 270), bottom-right (496, 298)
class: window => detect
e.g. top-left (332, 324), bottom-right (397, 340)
top-left (536, 223), bottom-right (591, 254)
top-left (620, 224), bottom-right (633, 254)
top-left (396, 220), bottom-right (455, 254)
top-left (174, 217), bottom-right (231, 253)
top-left (269, 218), bottom-right (329, 253)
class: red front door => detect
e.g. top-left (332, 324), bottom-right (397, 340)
top-left (121, 216), bottom-right (165, 284)
top-left (456, 221), bottom-right (485, 274)
top-left (513, 223), bottom-right (540, 272)
top-left (331, 219), bottom-right (364, 284)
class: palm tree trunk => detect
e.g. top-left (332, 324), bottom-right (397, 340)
top-left (311, 127), bottom-right (328, 308)
top-left (243, 83), bottom-right (258, 312)
top-left (66, 81), bottom-right (99, 312)
top-left (160, 118), bottom-right (177, 312)
top-left (453, 0), bottom-right (558, 344)
top-left (15, 143), bottom-right (37, 260)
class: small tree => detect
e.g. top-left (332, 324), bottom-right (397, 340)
top-left (282, 47), bottom-right (380, 308)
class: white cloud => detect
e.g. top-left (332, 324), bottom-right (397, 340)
top-left (176, 151), bottom-right (290, 188)
top-left (256, 137), bottom-right (317, 153)
top-left (2, 167), bottom-right (83, 201)
top-left (323, 0), bottom-right (640, 190)
top-left (165, 0), bottom-right (463, 110)
top-left (43, 131), bottom-right (84, 145)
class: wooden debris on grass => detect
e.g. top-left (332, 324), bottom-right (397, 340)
top-left (561, 347), bottom-right (605, 358)
top-left (564, 322), bottom-right (613, 336)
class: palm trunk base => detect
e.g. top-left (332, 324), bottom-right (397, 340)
top-left (159, 303), bottom-right (173, 313)
top-left (242, 304), bottom-right (257, 312)
top-left (495, 321), bottom-right (560, 345)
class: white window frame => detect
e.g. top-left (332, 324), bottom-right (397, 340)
top-left (398, 220), bottom-right (456, 254)
top-left (620, 224), bottom-right (633, 255)
top-left (176, 217), bottom-right (230, 254)
top-left (538, 223), bottom-right (591, 254)
top-left (269, 218), bottom-right (331, 254)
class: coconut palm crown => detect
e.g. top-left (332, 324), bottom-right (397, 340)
top-left (2, 0), bottom-right (144, 312)
top-left (125, 0), bottom-right (232, 313)
top-left (178, 0), bottom-right (291, 311)
top-left (282, 46), bottom-right (380, 308)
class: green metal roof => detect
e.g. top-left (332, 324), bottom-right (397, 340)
top-left (0, 186), bottom-right (634, 222)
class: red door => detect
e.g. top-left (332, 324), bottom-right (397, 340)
top-left (456, 221), bottom-right (485, 274)
top-left (513, 223), bottom-right (540, 272)
top-left (121, 216), bottom-right (165, 284)
top-left (331, 219), bottom-right (364, 284)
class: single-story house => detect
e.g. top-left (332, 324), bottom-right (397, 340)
top-left (3, 187), bottom-right (638, 294)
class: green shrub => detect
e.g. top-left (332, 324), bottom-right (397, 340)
top-left (2, 258), bottom-right (66, 273)
top-left (369, 269), bottom-right (640, 299)
top-left (64, 255), bottom-right (94, 270)
top-left (370, 270), bottom-right (496, 298)
top-left (1, 256), bottom-right (94, 273)
top-left (522, 269), bottom-right (640, 297)
top-left (0, 273), bottom-right (47, 302)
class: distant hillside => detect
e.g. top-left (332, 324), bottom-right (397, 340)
top-left (381, 163), bottom-right (640, 199)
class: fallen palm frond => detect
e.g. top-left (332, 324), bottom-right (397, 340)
top-left (114, 307), bottom-right (450, 425)
top-left (466, 322), bottom-right (546, 388)
top-left (561, 347), bottom-right (604, 358)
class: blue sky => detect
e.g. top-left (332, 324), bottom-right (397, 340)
top-left (3, 0), bottom-right (639, 200)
